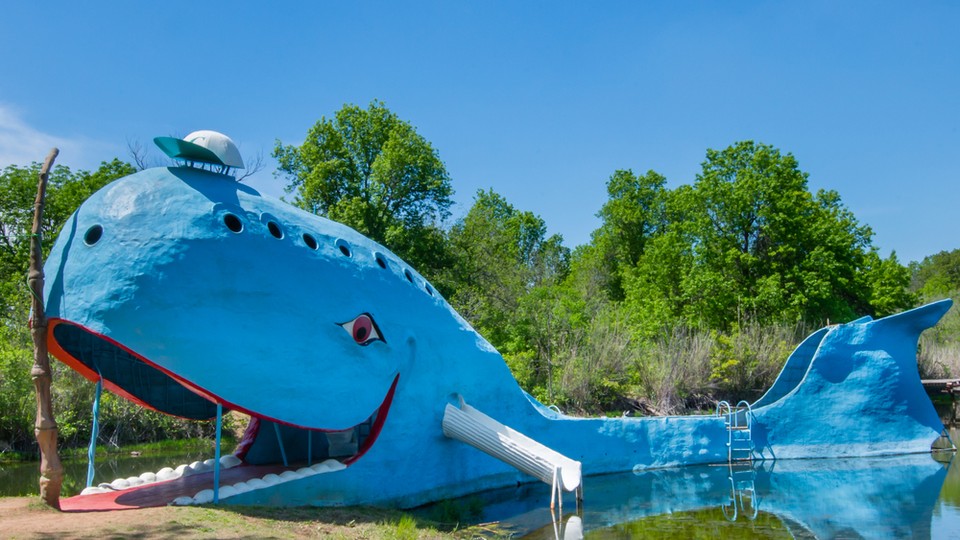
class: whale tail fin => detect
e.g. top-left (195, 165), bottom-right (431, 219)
top-left (752, 300), bottom-right (952, 458)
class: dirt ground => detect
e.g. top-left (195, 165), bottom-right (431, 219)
top-left (0, 497), bottom-right (199, 539)
top-left (0, 496), bottom-right (496, 539)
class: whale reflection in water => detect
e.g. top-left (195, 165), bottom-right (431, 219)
top-left (467, 453), bottom-right (952, 539)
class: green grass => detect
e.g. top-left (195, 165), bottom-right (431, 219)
top-left (190, 504), bottom-right (507, 539)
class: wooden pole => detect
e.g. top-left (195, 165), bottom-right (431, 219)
top-left (29, 148), bottom-right (63, 509)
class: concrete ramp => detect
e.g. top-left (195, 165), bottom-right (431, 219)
top-left (442, 397), bottom-right (581, 508)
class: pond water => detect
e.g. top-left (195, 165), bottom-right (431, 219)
top-left (431, 432), bottom-right (960, 539)
top-left (469, 452), bottom-right (959, 539)
top-left (3, 433), bottom-right (958, 539)
top-left (0, 450), bottom-right (208, 498)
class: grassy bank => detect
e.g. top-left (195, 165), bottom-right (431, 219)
top-left (0, 497), bottom-right (506, 539)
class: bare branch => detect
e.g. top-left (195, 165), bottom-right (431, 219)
top-left (127, 138), bottom-right (150, 171)
top-left (236, 149), bottom-right (266, 182)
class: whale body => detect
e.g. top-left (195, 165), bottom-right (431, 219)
top-left (43, 165), bottom-right (952, 507)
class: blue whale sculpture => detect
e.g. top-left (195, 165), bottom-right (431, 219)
top-left (43, 164), bottom-right (952, 508)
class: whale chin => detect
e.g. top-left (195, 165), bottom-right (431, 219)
top-left (46, 318), bottom-right (400, 468)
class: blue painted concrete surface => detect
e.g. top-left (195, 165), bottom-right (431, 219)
top-left (43, 166), bottom-right (953, 507)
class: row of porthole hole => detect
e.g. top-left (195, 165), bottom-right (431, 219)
top-left (84, 218), bottom-right (435, 298)
top-left (222, 212), bottom-right (434, 297)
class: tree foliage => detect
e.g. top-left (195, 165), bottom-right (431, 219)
top-left (0, 158), bottom-right (212, 452)
top-left (0, 122), bottom-right (940, 434)
top-left (446, 189), bottom-right (569, 349)
top-left (910, 248), bottom-right (960, 379)
top-left (274, 101), bottom-right (454, 279)
top-left (0, 159), bottom-right (135, 328)
top-left (590, 169), bottom-right (667, 300)
top-left (619, 141), bottom-right (914, 334)
top-left (912, 249), bottom-right (960, 299)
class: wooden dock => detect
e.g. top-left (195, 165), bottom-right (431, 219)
top-left (921, 379), bottom-right (960, 394)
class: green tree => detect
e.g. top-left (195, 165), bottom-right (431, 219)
top-left (0, 158), bottom-right (136, 451)
top-left (446, 189), bottom-right (569, 350)
top-left (911, 248), bottom-right (960, 299)
top-left (862, 251), bottom-right (916, 317)
top-left (274, 101), bottom-right (454, 279)
top-left (910, 248), bottom-right (960, 378)
top-left (590, 169), bottom-right (668, 300)
top-left (618, 141), bottom-right (915, 334)
top-left (0, 159), bottom-right (135, 328)
top-left (686, 141), bottom-right (847, 326)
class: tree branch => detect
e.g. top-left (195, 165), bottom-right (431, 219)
top-left (29, 147), bottom-right (63, 509)
top-left (236, 149), bottom-right (266, 182)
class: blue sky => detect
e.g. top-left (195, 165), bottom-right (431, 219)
top-left (2, 2), bottom-right (957, 263)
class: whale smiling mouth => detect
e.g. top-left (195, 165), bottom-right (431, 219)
top-left (47, 319), bottom-right (399, 470)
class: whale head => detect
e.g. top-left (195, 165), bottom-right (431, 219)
top-left (43, 165), bottom-right (469, 443)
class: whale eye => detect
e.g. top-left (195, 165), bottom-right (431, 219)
top-left (338, 313), bottom-right (385, 346)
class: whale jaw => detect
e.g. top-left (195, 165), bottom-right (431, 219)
top-left (47, 318), bottom-right (401, 466)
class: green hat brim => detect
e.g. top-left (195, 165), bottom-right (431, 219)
top-left (154, 136), bottom-right (227, 166)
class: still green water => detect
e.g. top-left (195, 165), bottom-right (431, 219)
top-left (0, 450), bottom-right (208, 498)
top-left (433, 427), bottom-right (960, 539)
top-left (3, 432), bottom-right (958, 539)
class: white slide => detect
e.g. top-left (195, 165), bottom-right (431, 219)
top-left (442, 397), bottom-right (582, 508)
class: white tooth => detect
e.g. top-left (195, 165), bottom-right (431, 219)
top-left (192, 489), bottom-right (214, 504)
top-left (279, 471), bottom-right (300, 481)
top-left (126, 476), bottom-right (143, 487)
top-left (111, 479), bottom-right (130, 490)
top-left (157, 468), bottom-right (179, 481)
top-left (203, 458), bottom-right (216, 468)
top-left (323, 459), bottom-right (346, 471)
top-left (171, 496), bottom-right (194, 506)
top-left (232, 481), bottom-right (251, 494)
top-left (296, 467), bottom-right (317, 477)
top-left (217, 486), bottom-right (238, 499)
top-left (81, 487), bottom-right (107, 495)
top-left (139, 472), bottom-right (157, 483)
top-left (220, 455), bottom-right (242, 469)
top-left (189, 460), bottom-right (203, 471)
top-left (246, 478), bottom-right (268, 489)
top-left (308, 459), bottom-right (346, 474)
top-left (261, 474), bottom-right (282, 486)
top-left (176, 464), bottom-right (190, 476)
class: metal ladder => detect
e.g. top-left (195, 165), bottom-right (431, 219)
top-left (721, 462), bottom-right (759, 522)
top-left (716, 400), bottom-right (758, 522)
top-left (716, 400), bottom-right (754, 463)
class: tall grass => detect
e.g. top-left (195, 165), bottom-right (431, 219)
top-left (918, 297), bottom-right (960, 379)
top-left (631, 322), bottom-right (804, 415)
top-left (549, 314), bottom-right (807, 416)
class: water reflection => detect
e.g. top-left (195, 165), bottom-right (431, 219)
top-left (0, 451), bottom-right (208, 498)
top-left (465, 452), bottom-right (956, 539)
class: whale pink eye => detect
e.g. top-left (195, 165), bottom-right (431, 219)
top-left (338, 313), bottom-right (384, 346)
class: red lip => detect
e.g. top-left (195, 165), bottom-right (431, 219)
top-left (48, 317), bottom-right (399, 466)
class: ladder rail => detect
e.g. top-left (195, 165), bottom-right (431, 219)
top-left (716, 400), bottom-right (733, 461)
top-left (717, 400), bottom-right (754, 463)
